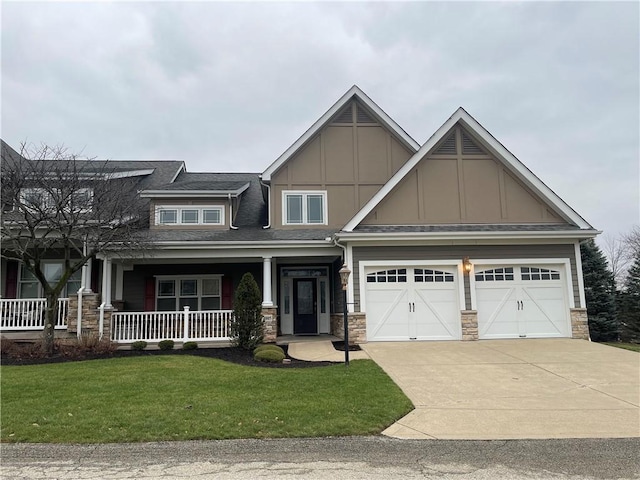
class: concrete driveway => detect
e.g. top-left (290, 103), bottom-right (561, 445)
top-left (361, 339), bottom-right (640, 440)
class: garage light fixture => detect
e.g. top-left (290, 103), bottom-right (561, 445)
top-left (463, 256), bottom-right (473, 274)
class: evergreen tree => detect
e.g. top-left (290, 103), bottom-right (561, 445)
top-left (230, 272), bottom-right (264, 350)
top-left (581, 239), bottom-right (618, 341)
top-left (619, 254), bottom-right (640, 343)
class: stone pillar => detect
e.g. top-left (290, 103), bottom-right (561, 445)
top-left (67, 292), bottom-right (106, 336)
top-left (261, 306), bottom-right (278, 343)
top-left (262, 257), bottom-right (273, 307)
top-left (330, 312), bottom-right (366, 345)
top-left (570, 308), bottom-right (590, 340)
top-left (461, 310), bottom-right (479, 341)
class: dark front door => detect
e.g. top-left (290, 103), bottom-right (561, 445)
top-left (293, 278), bottom-right (318, 334)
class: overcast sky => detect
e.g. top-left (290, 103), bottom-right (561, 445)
top-left (2, 1), bottom-right (638, 240)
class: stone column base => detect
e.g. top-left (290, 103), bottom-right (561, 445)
top-left (461, 310), bottom-right (478, 341)
top-left (261, 306), bottom-right (278, 343)
top-left (570, 308), bottom-right (590, 340)
top-left (330, 312), bottom-right (366, 345)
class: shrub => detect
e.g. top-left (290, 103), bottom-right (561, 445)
top-left (2, 339), bottom-right (45, 359)
top-left (182, 341), bottom-right (198, 350)
top-left (254, 348), bottom-right (285, 363)
top-left (131, 341), bottom-right (148, 351)
top-left (158, 339), bottom-right (175, 351)
top-left (230, 272), bottom-right (264, 350)
top-left (253, 344), bottom-right (284, 356)
top-left (57, 334), bottom-right (117, 358)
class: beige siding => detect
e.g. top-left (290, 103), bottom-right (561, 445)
top-left (270, 100), bottom-right (414, 229)
top-left (352, 244), bottom-right (580, 311)
top-left (362, 123), bottom-right (571, 226)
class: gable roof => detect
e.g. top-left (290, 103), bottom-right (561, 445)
top-left (343, 107), bottom-right (595, 232)
top-left (261, 85), bottom-right (420, 182)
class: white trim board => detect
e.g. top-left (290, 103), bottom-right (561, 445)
top-left (343, 107), bottom-right (594, 232)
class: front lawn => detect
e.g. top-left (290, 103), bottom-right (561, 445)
top-left (1, 356), bottom-right (413, 443)
top-left (602, 342), bottom-right (640, 353)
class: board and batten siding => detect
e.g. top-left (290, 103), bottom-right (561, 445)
top-left (351, 244), bottom-right (580, 311)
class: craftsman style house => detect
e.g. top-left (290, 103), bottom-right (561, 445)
top-left (0, 86), bottom-right (598, 344)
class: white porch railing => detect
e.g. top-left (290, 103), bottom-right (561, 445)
top-left (111, 307), bottom-right (233, 343)
top-left (0, 298), bottom-right (69, 331)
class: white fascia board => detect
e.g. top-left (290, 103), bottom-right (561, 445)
top-left (261, 86), bottom-right (420, 182)
top-left (169, 162), bottom-right (186, 183)
top-left (343, 107), bottom-right (594, 232)
top-left (122, 245), bottom-right (341, 260)
top-left (151, 240), bottom-right (336, 249)
top-left (140, 183), bottom-right (250, 198)
top-left (104, 169), bottom-right (156, 180)
top-left (336, 229), bottom-right (600, 243)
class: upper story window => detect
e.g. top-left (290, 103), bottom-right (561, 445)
top-left (156, 206), bottom-right (224, 226)
top-left (283, 191), bottom-right (327, 225)
top-left (18, 187), bottom-right (93, 213)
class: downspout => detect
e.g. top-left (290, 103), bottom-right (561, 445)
top-left (76, 287), bottom-right (85, 339)
top-left (334, 235), bottom-right (354, 314)
top-left (260, 179), bottom-right (271, 229)
top-left (228, 194), bottom-right (238, 230)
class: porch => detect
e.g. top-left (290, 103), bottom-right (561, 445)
top-left (0, 298), bottom-right (69, 331)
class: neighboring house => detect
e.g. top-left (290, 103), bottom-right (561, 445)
top-left (0, 86), bottom-right (598, 344)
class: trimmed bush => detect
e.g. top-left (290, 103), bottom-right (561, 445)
top-left (131, 341), bottom-right (148, 351)
top-left (253, 344), bottom-right (284, 356)
top-left (182, 341), bottom-right (198, 351)
top-left (230, 272), bottom-right (264, 350)
top-left (158, 339), bottom-right (175, 351)
top-left (254, 348), bottom-right (285, 363)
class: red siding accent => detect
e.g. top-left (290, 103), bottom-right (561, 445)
top-left (222, 276), bottom-right (233, 309)
top-left (144, 278), bottom-right (155, 311)
top-left (5, 261), bottom-right (18, 298)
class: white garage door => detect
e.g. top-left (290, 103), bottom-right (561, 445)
top-left (365, 266), bottom-right (461, 341)
top-left (475, 265), bottom-right (570, 339)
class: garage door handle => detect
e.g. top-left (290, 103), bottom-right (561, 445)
top-left (408, 302), bottom-right (415, 312)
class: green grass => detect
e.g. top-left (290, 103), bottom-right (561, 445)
top-left (603, 342), bottom-right (640, 352)
top-left (1, 357), bottom-right (413, 443)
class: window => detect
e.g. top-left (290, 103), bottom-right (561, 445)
top-left (521, 267), bottom-right (560, 281)
top-left (19, 187), bottom-right (93, 213)
top-left (367, 269), bottom-right (407, 283)
top-left (475, 267), bottom-right (515, 282)
top-left (19, 262), bottom-right (82, 298)
top-left (156, 276), bottom-right (222, 311)
top-left (414, 269), bottom-right (454, 283)
top-left (283, 191), bottom-right (326, 225)
top-left (156, 206), bottom-right (224, 226)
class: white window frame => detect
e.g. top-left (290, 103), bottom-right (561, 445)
top-left (155, 205), bottom-right (225, 226)
top-left (18, 261), bottom-right (82, 298)
top-left (19, 187), bottom-right (93, 213)
top-left (155, 275), bottom-right (223, 311)
top-left (282, 191), bottom-right (327, 225)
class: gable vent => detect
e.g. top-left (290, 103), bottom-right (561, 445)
top-left (433, 132), bottom-right (457, 155)
top-left (356, 104), bottom-right (377, 124)
top-left (462, 131), bottom-right (485, 154)
top-left (333, 104), bottom-right (353, 124)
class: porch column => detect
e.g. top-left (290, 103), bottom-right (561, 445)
top-left (101, 256), bottom-right (113, 308)
top-left (82, 257), bottom-right (93, 292)
top-left (262, 256), bottom-right (273, 307)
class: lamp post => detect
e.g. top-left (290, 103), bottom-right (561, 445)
top-left (339, 263), bottom-right (351, 367)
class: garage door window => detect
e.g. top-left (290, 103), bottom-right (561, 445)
top-left (367, 269), bottom-right (407, 283)
top-left (415, 269), bottom-right (454, 283)
top-left (521, 267), bottom-right (560, 281)
top-left (475, 267), bottom-right (514, 282)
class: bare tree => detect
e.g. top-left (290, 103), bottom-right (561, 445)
top-left (1, 142), bottom-right (152, 355)
top-left (602, 234), bottom-right (632, 286)
top-left (622, 225), bottom-right (640, 258)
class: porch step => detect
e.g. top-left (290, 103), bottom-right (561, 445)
top-left (287, 340), bottom-right (369, 363)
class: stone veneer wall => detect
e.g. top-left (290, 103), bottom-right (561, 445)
top-left (261, 307), bottom-right (278, 343)
top-left (67, 292), bottom-right (113, 339)
top-left (570, 308), bottom-right (590, 340)
top-left (461, 310), bottom-right (478, 341)
top-left (330, 312), bottom-right (366, 345)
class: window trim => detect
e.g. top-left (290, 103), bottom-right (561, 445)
top-left (155, 205), bottom-right (225, 226)
top-left (18, 261), bottom-right (82, 298)
top-left (282, 191), bottom-right (327, 225)
top-left (19, 187), bottom-right (93, 213)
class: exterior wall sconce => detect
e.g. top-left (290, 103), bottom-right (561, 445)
top-left (338, 263), bottom-right (351, 367)
top-left (463, 256), bottom-right (472, 274)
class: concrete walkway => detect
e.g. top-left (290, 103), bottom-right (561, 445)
top-left (361, 339), bottom-right (640, 440)
top-left (287, 340), bottom-right (369, 362)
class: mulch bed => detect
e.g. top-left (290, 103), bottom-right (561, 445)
top-left (1, 345), bottom-right (333, 369)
